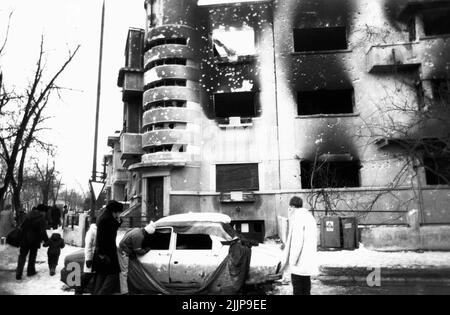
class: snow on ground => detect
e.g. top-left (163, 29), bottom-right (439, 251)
top-left (0, 229), bottom-right (80, 295)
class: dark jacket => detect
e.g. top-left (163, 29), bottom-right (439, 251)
top-left (119, 228), bottom-right (149, 256)
top-left (92, 210), bottom-right (121, 275)
top-left (44, 233), bottom-right (65, 257)
top-left (50, 206), bottom-right (61, 226)
top-left (20, 209), bottom-right (49, 249)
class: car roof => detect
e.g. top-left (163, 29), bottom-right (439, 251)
top-left (155, 213), bottom-right (231, 227)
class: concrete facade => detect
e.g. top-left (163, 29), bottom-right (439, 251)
top-left (106, 0), bottom-right (450, 238)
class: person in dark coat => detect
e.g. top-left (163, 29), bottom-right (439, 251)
top-left (16, 204), bottom-right (50, 280)
top-left (43, 233), bottom-right (65, 276)
top-left (92, 200), bottom-right (124, 295)
top-left (49, 205), bottom-right (62, 229)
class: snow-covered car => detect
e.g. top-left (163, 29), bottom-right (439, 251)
top-left (61, 213), bottom-right (282, 294)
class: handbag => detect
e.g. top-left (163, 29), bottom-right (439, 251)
top-left (6, 227), bottom-right (23, 248)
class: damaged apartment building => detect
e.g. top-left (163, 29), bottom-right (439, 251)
top-left (104, 0), bottom-right (450, 240)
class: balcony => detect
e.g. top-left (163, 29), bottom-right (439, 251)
top-left (143, 86), bottom-right (200, 107)
top-left (143, 107), bottom-right (196, 127)
top-left (111, 169), bottom-right (129, 184)
top-left (144, 65), bottom-right (199, 85)
top-left (142, 130), bottom-right (196, 149)
top-left (118, 68), bottom-right (144, 101)
top-left (120, 133), bottom-right (143, 160)
top-left (366, 42), bottom-right (421, 73)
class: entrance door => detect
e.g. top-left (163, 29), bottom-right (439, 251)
top-left (147, 177), bottom-right (164, 220)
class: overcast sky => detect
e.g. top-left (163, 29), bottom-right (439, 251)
top-left (0, 0), bottom-right (263, 195)
top-left (0, 0), bottom-right (145, 194)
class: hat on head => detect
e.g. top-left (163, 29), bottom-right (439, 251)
top-left (106, 200), bottom-right (124, 213)
top-left (37, 204), bottom-right (48, 213)
top-left (144, 221), bottom-right (156, 234)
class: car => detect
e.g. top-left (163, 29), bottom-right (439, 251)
top-left (61, 213), bottom-right (282, 294)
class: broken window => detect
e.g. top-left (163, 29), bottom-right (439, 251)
top-left (423, 151), bottom-right (450, 185)
top-left (301, 160), bottom-right (361, 189)
top-left (144, 79), bottom-right (186, 91)
top-left (143, 228), bottom-right (171, 250)
top-left (214, 92), bottom-right (257, 119)
top-left (176, 234), bottom-right (213, 250)
top-left (293, 27), bottom-right (348, 52)
top-left (147, 38), bottom-right (187, 51)
top-left (298, 89), bottom-right (354, 115)
top-left (422, 8), bottom-right (450, 36)
top-left (216, 163), bottom-right (259, 192)
top-left (145, 58), bottom-right (187, 71)
top-left (212, 27), bottom-right (256, 62)
top-left (144, 100), bottom-right (186, 112)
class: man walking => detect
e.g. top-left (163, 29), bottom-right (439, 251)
top-left (280, 196), bottom-right (318, 295)
top-left (118, 222), bottom-right (156, 295)
top-left (16, 204), bottom-right (50, 280)
top-left (92, 200), bottom-right (124, 295)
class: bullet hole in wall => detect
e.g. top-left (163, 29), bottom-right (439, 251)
top-left (297, 89), bottom-right (354, 115)
top-left (293, 27), bottom-right (348, 52)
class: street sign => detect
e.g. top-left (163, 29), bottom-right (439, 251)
top-left (89, 181), bottom-right (105, 201)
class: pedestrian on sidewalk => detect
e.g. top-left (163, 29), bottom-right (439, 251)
top-left (16, 204), bottom-right (50, 280)
top-left (280, 196), bottom-right (319, 295)
top-left (43, 232), bottom-right (65, 276)
top-left (75, 218), bottom-right (97, 295)
top-left (92, 200), bottom-right (124, 295)
top-left (118, 221), bottom-right (156, 295)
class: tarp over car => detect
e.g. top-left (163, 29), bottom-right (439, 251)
top-left (128, 239), bottom-right (251, 295)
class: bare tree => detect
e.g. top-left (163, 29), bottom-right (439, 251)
top-left (0, 30), bottom-right (80, 213)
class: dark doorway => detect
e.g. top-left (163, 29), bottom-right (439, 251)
top-left (147, 177), bottom-right (164, 220)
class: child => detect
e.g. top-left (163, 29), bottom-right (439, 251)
top-left (44, 233), bottom-right (65, 276)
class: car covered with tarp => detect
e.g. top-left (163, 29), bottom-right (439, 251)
top-left (61, 213), bottom-right (282, 294)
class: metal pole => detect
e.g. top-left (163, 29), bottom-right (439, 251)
top-left (90, 0), bottom-right (106, 220)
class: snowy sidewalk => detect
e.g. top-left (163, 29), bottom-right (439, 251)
top-left (0, 229), bottom-right (80, 295)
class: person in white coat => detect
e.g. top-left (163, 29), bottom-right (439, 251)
top-left (280, 196), bottom-right (318, 295)
top-left (75, 222), bottom-right (97, 295)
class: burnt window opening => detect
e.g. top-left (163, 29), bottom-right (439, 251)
top-left (431, 79), bottom-right (450, 104)
top-left (212, 28), bottom-right (256, 62)
top-left (146, 37), bottom-right (187, 51)
top-left (408, 17), bottom-right (417, 42)
top-left (144, 144), bottom-right (186, 154)
top-left (144, 79), bottom-right (186, 91)
top-left (423, 155), bottom-right (450, 185)
top-left (145, 58), bottom-right (187, 72)
top-left (422, 8), bottom-right (450, 36)
top-left (297, 89), bottom-right (354, 115)
top-left (293, 27), bottom-right (348, 52)
top-left (216, 163), bottom-right (259, 192)
top-left (301, 160), bottom-right (361, 189)
top-left (143, 228), bottom-right (171, 250)
top-left (214, 92), bottom-right (257, 119)
top-left (144, 100), bottom-right (187, 112)
top-left (176, 234), bottom-right (213, 250)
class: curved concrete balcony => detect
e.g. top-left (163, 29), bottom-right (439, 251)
top-left (142, 130), bottom-right (198, 149)
top-left (144, 45), bottom-right (198, 66)
top-left (144, 65), bottom-right (200, 85)
top-left (143, 86), bottom-right (199, 107)
top-left (141, 152), bottom-right (190, 165)
top-left (143, 107), bottom-right (198, 127)
top-left (120, 133), bottom-right (144, 160)
top-left (146, 25), bottom-right (199, 48)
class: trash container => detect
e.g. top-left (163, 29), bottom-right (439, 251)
top-left (320, 216), bottom-right (342, 248)
top-left (341, 217), bottom-right (358, 250)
